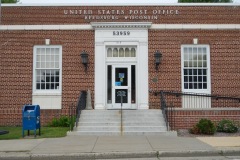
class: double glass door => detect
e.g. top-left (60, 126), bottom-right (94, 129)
top-left (107, 64), bottom-right (136, 109)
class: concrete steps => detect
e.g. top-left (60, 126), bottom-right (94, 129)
top-left (67, 109), bottom-right (177, 136)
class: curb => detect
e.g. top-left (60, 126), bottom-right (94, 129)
top-left (0, 151), bottom-right (157, 160)
top-left (32, 152), bottom-right (157, 160)
top-left (158, 150), bottom-right (220, 158)
top-left (0, 152), bottom-right (30, 160)
top-left (1, 150), bottom-right (240, 159)
top-left (158, 149), bottom-right (240, 158)
top-left (219, 149), bottom-right (240, 156)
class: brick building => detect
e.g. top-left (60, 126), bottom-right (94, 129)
top-left (0, 3), bottom-right (239, 128)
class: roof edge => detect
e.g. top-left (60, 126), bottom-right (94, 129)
top-left (1, 3), bottom-right (240, 7)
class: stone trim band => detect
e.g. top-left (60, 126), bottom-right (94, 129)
top-left (1, 24), bottom-right (240, 30)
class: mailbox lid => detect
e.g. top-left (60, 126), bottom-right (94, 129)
top-left (22, 105), bottom-right (40, 115)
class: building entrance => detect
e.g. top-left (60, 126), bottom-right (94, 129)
top-left (107, 64), bottom-right (136, 109)
top-left (92, 22), bottom-right (150, 110)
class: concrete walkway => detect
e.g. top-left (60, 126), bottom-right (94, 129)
top-left (0, 135), bottom-right (240, 159)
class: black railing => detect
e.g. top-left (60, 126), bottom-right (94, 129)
top-left (156, 90), bottom-right (240, 131)
top-left (69, 91), bottom-right (87, 131)
top-left (75, 91), bottom-right (87, 128)
top-left (160, 91), bottom-right (169, 131)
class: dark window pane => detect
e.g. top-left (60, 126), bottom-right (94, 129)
top-left (131, 65), bottom-right (136, 104)
top-left (41, 83), bottom-right (45, 89)
top-left (189, 83), bottom-right (193, 89)
top-left (194, 83), bottom-right (198, 89)
top-left (51, 83), bottom-right (54, 89)
top-left (115, 89), bottom-right (128, 103)
top-left (203, 83), bottom-right (207, 89)
top-left (193, 69), bottom-right (197, 75)
top-left (184, 76), bottom-right (188, 82)
top-left (46, 74), bottom-right (50, 83)
top-left (198, 83), bottom-right (203, 89)
top-left (36, 83), bottom-right (40, 89)
top-left (198, 76), bottom-right (202, 82)
top-left (184, 69), bottom-right (188, 75)
top-left (198, 69), bottom-right (202, 75)
top-left (55, 75), bottom-right (59, 83)
top-left (184, 83), bottom-right (188, 89)
top-left (203, 76), bottom-right (207, 82)
top-left (189, 69), bottom-right (192, 75)
top-left (189, 76), bottom-right (193, 82)
top-left (107, 65), bottom-right (112, 104)
top-left (46, 83), bottom-right (50, 89)
top-left (194, 76), bottom-right (197, 82)
top-left (203, 69), bottom-right (207, 75)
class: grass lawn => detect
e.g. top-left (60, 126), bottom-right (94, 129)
top-left (0, 127), bottom-right (70, 140)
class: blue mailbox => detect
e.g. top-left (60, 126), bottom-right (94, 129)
top-left (22, 105), bottom-right (41, 137)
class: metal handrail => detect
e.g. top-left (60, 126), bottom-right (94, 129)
top-left (75, 91), bottom-right (87, 128)
top-left (69, 103), bottom-right (74, 131)
top-left (160, 91), bottom-right (240, 101)
top-left (160, 91), bottom-right (169, 131)
top-left (156, 90), bottom-right (240, 131)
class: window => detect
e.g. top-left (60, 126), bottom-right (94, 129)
top-left (33, 46), bottom-right (62, 94)
top-left (181, 45), bottom-right (211, 94)
top-left (106, 47), bottom-right (136, 58)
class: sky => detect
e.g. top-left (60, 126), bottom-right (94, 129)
top-left (18, 0), bottom-right (240, 3)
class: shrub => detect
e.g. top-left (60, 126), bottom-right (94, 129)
top-left (196, 119), bottom-right (216, 135)
top-left (190, 118), bottom-right (216, 135)
top-left (50, 118), bottom-right (60, 127)
top-left (189, 125), bottom-right (200, 134)
top-left (217, 119), bottom-right (238, 133)
top-left (49, 116), bottom-right (75, 128)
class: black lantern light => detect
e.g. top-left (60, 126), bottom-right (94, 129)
top-left (154, 50), bottom-right (162, 71)
top-left (81, 50), bottom-right (88, 72)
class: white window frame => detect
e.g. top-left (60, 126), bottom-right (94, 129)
top-left (181, 45), bottom-right (211, 94)
top-left (33, 45), bottom-right (62, 96)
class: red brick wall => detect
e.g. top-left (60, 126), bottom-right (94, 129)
top-left (1, 29), bottom-right (239, 126)
top-left (0, 30), bottom-right (94, 126)
top-left (148, 29), bottom-right (240, 109)
top-left (170, 110), bottom-right (240, 129)
top-left (2, 6), bottom-right (240, 25)
top-left (0, 5), bottom-right (239, 127)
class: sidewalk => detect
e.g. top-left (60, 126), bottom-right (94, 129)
top-left (0, 135), bottom-right (240, 159)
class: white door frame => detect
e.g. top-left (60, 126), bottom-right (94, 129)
top-left (107, 64), bottom-right (137, 109)
top-left (92, 22), bottom-right (151, 110)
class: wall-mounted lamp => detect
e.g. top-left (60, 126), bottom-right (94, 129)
top-left (154, 50), bottom-right (162, 71)
top-left (80, 50), bottom-right (88, 72)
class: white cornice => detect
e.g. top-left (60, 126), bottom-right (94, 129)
top-left (0, 25), bottom-right (93, 30)
top-left (1, 3), bottom-right (240, 7)
top-left (0, 24), bottom-right (240, 30)
top-left (91, 22), bottom-right (152, 29)
top-left (151, 24), bottom-right (240, 30)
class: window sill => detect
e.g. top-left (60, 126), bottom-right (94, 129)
top-left (32, 92), bottom-right (62, 96)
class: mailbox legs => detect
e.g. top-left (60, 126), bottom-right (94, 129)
top-left (22, 129), bottom-right (41, 138)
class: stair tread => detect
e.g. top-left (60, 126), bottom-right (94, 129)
top-left (72, 110), bottom-right (170, 136)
